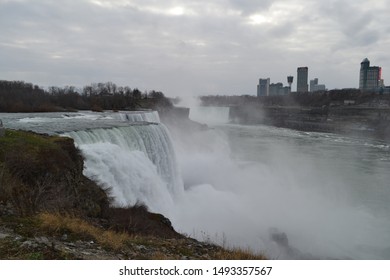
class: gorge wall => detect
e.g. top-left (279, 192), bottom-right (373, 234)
top-left (229, 104), bottom-right (390, 141)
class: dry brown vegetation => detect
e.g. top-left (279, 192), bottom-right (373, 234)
top-left (38, 213), bottom-right (130, 251)
top-left (39, 211), bottom-right (267, 259)
top-left (0, 130), bottom-right (109, 217)
top-left (1, 212), bottom-right (266, 260)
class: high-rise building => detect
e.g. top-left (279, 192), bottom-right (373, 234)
top-left (257, 78), bottom-right (270, 97)
top-left (359, 58), bottom-right (382, 91)
top-left (269, 83), bottom-right (282, 96)
top-left (297, 67), bottom-right (308, 92)
top-left (310, 78), bottom-right (326, 92)
top-left (310, 78), bottom-right (318, 92)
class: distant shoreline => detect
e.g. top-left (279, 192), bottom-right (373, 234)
top-left (198, 91), bottom-right (390, 141)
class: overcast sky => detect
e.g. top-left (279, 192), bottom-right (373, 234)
top-left (1, 0), bottom-right (389, 97)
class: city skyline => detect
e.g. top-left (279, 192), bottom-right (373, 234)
top-left (1, 0), bottom-right (389, 97)
top-left (258, 57), bottom-right (389, 96)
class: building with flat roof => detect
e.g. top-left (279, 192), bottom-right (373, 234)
top-left (359, 58), bottom-right (382, 91)
top-left (310, 78), bottom-right (326, 92)
top-left (297, 67), bottom-right (308, 92)
top-left (269, 83), bottom-right (290, 96)
top-left (257, 78), bottom-right (270, 97)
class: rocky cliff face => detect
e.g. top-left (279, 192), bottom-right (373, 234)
top-left (0, 130), bottom-right (109, 217)
top-left (229, 104), bottom-right (390, 141)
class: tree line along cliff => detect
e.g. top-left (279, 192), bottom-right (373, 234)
top-left (0, 80), bottom-right (172, 113)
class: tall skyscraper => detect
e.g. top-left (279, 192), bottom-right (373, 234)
top-left (359, 58), bottom-right (382, 91)
top-left (257, 78), bottom-right (270, 97)
top-left (297, 67), bottom-right (308, 92)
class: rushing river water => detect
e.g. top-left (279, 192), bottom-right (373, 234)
top-left (1, 109), bottom-right (390, 259)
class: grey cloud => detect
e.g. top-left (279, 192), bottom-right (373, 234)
top-left (357, 31), bottom-right (381, 46)
top-left (318, 0), bottom-right (386, 48)
top-left (268, 22), bottom-right (296, 39)
top-left (0, 0), bottom-right (389, 95)
top-left (227, 0), bottom-right (273, 15)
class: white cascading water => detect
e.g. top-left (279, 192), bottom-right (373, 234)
top-left (64, 122), bottom-right (182, 216)
top-left (114, 111), bottom-right (161, 123)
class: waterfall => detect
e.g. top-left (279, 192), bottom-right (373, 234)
top-left (64, 123), bottom-right (182, 215)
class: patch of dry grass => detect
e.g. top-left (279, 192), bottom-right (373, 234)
top-left (38, 212), bottom-right (129, 251)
